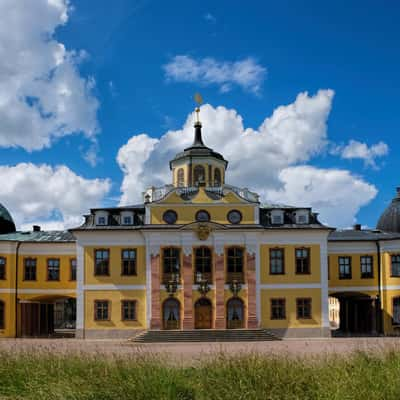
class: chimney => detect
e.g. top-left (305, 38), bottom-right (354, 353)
top-left (33, 225), bottom-right (41, 232)
top-left (353, 224), bottom-right (361, 231)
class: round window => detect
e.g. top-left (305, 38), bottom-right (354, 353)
top-left (227, 210), bottom-right (242, 224)
top-left (163, 210), bottom-right (178, 224)
top-left (195, 210), bottom-right (210, 222)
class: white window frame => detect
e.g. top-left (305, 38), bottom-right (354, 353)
top-left (121, 211), bottom-right (134, 225)
top-left (95, 211), bottom-right (109, 226)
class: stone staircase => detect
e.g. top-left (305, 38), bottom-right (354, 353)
top-left (132, 329), bottom-right (280, 343)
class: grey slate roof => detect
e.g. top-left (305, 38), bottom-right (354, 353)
top-left (329, 229), bottom-right (400, 242)
top-left (0, 230), bottom-right (75, 242)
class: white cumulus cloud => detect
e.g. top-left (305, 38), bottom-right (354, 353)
top-left (336, 140), bottom-right (389, 168)
top-left (0, 0), bottom-right (99, 154)
top-left (116, 89), bottom-right (378, 227)
top-left (0, 163), bottom-right (111, 230)
top-left (163, 55), bottom-right (266, 94)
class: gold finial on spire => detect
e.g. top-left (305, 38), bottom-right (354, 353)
top-left (194, 93), bottom-right (203, 123)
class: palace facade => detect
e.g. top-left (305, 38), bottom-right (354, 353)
top-left (1, 114), bottom-right (400, 339)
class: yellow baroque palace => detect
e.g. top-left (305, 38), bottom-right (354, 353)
top-left (1, 114), bottom-right (400, 340)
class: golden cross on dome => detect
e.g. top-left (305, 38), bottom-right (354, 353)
top-left (194, 93), bottom-right (203, 123)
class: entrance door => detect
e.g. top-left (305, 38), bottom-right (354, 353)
top-left (195, 298), bottom-right (212, 329)
top-left (227, 298), bottom-right (244, 329)
top-left (163, 298), bottom-right (180, 330)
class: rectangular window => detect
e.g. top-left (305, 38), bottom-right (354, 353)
top-left (70, 259), bottom-right (77, 281)
top-left (0, 257), bottom-right (5, 280)
top-left (393, 297), bottom-right (400, 325)
top-left (162, 248), bottom-right (181, 284)
top-left (121, 249), bottom-right (137, 276)
top-left (339, 257), bottom-right (352, 279)
top-left (95, 250), bottom-right (109, 276)
top-left (121, 300), bottom-right (137, 321)
top-left (0, 301), bottom-right (4, 329)
top-left (296, 298), bottom-right (312, 319)
top-left (391, 255), bottom-right (400, 277)
top-left (270, 298), bottom-right (286, 320)
top-left (94, 300), bottom-right (109, 321)
top-left (360, 256), bottom-right (373, 279)
top-left (270, 248), bottom-right (284, 275)
top-left (295, 248), bottom-right (310, 274)
top-left (47, 258), bottom-right (60, 281)
top-left (97, 216), bottom-right (106, 225)
top-left (24, 258), bottom-right (37, 281)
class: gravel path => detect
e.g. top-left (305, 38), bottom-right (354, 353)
top-left (0, 337), bottom-right (399, 361)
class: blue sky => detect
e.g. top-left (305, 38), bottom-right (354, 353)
top-left (0, 0), bottom-right (399, 229)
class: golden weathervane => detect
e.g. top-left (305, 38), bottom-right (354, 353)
top-left (194, 93), bottom-right (203, 123)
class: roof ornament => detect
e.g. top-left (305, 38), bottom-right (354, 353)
top-left (194, 92), bottom-right (203, 124)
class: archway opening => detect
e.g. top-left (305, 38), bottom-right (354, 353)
top-left (227, 298), bottom-right (244, 329)
top-left (330, 292), bottom-right (377, 336)
top-left (163, 298), bottom-right (180, 330)
top-left (195, 298), bottom-right (212, 329)
top-left (19, 296), bottom-right (76, 338)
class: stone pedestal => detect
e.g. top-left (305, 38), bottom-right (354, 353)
top-left (150, 254), bottom-right (161, 329)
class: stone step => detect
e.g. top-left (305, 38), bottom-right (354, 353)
top-left (132, 329), bottom-right (280, 343)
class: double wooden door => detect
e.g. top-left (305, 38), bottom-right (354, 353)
top-left (195, 299), bottom-right (212, 329)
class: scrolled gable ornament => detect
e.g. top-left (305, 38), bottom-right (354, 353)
top-left (197, 223), bottom-right (211, 241)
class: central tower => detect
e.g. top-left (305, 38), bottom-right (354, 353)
top-left (169, 106), bottom-right (228, 188)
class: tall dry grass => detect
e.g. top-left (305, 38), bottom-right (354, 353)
top-left (0, 350), bottom-right (399, 399)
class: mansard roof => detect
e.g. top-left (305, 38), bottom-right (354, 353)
top-left (329, 229), bottom-right (400, 242)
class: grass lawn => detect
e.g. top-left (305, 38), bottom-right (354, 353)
top-left (0, 350), bottom-right (399, 399)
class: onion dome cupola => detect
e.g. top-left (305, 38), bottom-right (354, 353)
top-left (0, 203), bottom-right (16, 234)
top-left (170, 102), bottom-right (228, 188)
top-left (377, 187), bottom-right (400, 233)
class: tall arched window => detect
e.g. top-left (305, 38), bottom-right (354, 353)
top-left (227, 247), bottom-right (244, 283)
top-left (177, 168), bottom-right (184, 187)
top-left (0, 301), bottom-right (4, 329)
top-left (193, 165), bottom-right (205, 186)
top-left (162, 247), bottom-right (181, 284)
top-left (214, 168), bottom-right (221, 186)
top-left (195, 247), bottom-right (212, 283)
top-left (163, 298), bottom-right (180, 330)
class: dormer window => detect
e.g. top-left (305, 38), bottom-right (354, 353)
top-left (295, 210), bottom-right (309, 225)
top-left (271, 210), bottom-right (284, 225)
top-left (121, 211), bottom-right (134, 226)
top-left (95, 211), bottom-right (108, 226)
top-left (123, 216), bottom-right (132, 225)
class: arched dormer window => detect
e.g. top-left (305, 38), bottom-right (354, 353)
top-left (194, 165), bottom-right (205, 186)
top-left (177, 168), bottom-right (185, 187)
top-left (214, 168), bottom-right (221, 186)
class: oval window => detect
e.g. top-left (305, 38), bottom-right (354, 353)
top-left (195, 210), bottom-right (210, 222)
top-left (163, 210), bottom-right (178, 224)
top-left (227, 210), bottom-right (242, 224)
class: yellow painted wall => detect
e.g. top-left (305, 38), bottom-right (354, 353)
top-left (0, 253), bottom-right (16, 289)
top-left (151, 204), bottom-right (255, 225)
top-left (260, 288), bottom-right (322, 329)
top-left (260, 244), bottom-right (321, 284)
top-left (328, 254), bottom-right (378, 287)
top-left (0, 293), bottom-right (16, 338)
top-left (84, 246), bottom-right (146, 285)
top-left (85, 290), bottom-right (146, 330)
top-left (18, 254), bottom-right (76, 290)
top-left (381, 252), bottom-right (400, 287)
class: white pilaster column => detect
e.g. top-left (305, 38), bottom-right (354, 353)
top-left (76, 243), bottom-right (85, 338)
top-left (320, 236), bottom-right (330, 333)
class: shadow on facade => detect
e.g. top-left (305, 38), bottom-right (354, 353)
top-left (18, 296), bottom-right (76, 338)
